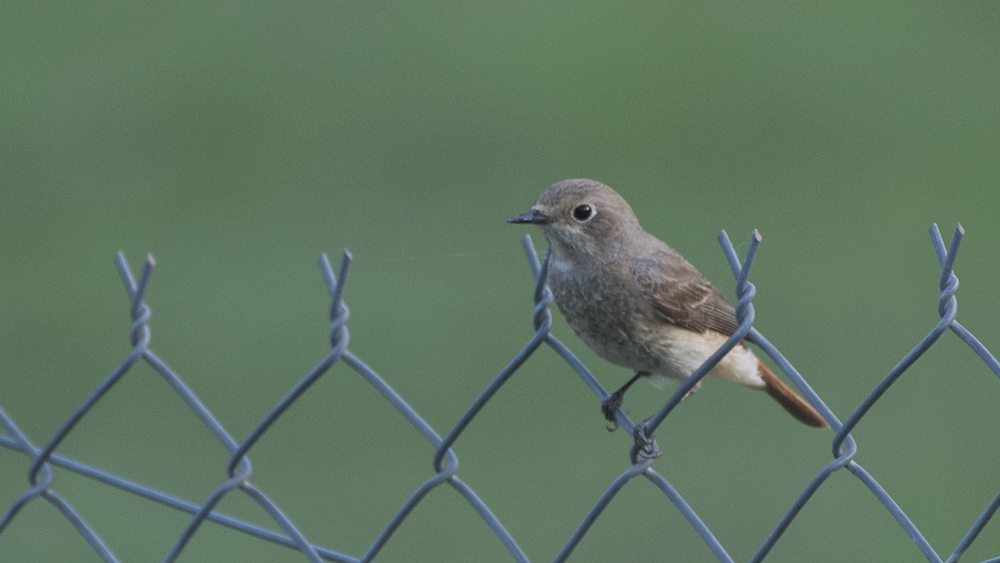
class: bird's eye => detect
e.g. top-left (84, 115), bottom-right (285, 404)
top-left (572, 204), bottom-right (594, 222)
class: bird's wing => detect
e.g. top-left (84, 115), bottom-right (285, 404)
top-left (630, 251), bottom-right (741, 336)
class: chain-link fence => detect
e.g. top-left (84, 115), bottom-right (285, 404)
top-left (1, 223), bottom-right (997, 563)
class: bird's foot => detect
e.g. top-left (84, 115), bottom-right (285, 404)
top-left (634, 421), bottom-right (661, 459)
top-left (601, 389), bottom-right (625, 431)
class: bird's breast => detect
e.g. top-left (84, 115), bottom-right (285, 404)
top-left (548, 264), bottom-right (663, 373)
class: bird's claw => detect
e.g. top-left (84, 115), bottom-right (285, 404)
top-left (601, 390), bottom-right (625, 431)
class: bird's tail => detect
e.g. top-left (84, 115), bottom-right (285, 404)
top-left (756, 361), bottom-right (828, 429)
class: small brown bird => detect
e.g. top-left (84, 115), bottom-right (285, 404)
top-left (508, 179), bottom-right (827, 429)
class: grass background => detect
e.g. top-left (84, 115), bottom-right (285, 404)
top-left (1, 1), bottom-right (998, 562)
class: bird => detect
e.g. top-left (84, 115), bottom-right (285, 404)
top-left (508, 179), bottom-right (828, 430)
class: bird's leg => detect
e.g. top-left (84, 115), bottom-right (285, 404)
top-left (628, 379), bottom-right (700, 459)
top-left (602, 371), bottom-right (648, 431)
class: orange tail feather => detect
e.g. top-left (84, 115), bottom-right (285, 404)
top-left (757, 361), bottom-right (828, 429)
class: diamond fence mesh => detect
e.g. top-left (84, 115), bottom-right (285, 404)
top-left (1, 223), bottom-right (997, 563)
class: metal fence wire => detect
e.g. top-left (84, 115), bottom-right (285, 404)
top-left (1, 223), bottom-right (998, 563)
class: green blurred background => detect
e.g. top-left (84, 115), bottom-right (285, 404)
top-left (2, 1), bottom-right (998, 562)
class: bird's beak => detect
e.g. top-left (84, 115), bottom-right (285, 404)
top-left (507, 208), bottom-right (550, 225)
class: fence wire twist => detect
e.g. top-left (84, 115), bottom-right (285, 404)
top-left (1, 223), bottom-right (997, 563)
